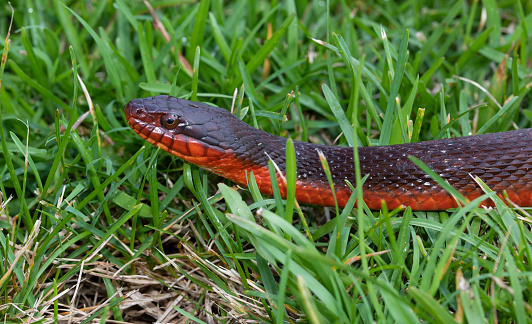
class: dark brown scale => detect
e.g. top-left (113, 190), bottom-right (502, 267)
top-left (125, 95), bottom-right (532, 210)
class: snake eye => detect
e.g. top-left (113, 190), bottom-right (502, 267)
top-left (161, 114), bottom-right (180, 129)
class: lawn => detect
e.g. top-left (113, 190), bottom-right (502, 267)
top-left (1, 0), bottom-right (532, 322)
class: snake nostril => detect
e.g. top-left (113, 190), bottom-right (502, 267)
top-left (136, 109), bottom-right (147, 118)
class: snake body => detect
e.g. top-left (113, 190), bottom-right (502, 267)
top-left (125, 95), bottom-right (532, 210)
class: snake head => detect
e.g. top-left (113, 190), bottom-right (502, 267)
top-left (125, 95), bottom-right (234, 162)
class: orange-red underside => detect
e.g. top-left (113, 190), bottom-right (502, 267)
top-left (178, 149), bottom-right (532, 211)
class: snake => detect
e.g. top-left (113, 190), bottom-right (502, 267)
top-left (125, 95), bottom-right (532, 210)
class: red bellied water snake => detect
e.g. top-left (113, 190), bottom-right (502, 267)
top-left (125, 95), bottom-right (532, 210)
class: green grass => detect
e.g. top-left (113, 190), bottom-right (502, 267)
top-left (1, 0), bottom-right (532, 322)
